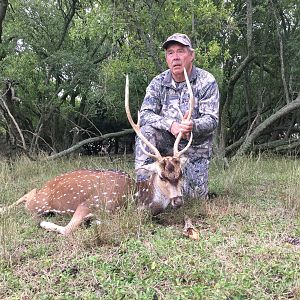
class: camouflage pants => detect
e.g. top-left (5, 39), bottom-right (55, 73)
top-left (135, 125), bottom-right (210, 198)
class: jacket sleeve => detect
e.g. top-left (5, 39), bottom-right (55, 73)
top-left (139, 77), bottom-right (174, 131)
top-left (192, 78), bottom-right (219, 137)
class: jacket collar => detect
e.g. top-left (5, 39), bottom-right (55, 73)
top-left (162, 66), bottom-right (197, 88)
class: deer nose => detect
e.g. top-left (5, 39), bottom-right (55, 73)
top-left (171, 197), bottom-right (183, 209)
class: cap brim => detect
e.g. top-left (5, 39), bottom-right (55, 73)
top-left (162, 40), bottom-right (190, 49)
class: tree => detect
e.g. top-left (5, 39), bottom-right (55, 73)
top-left (217, 0), bottom-right (300, 158)
top-left (0, 0), bottom-right (299, 159)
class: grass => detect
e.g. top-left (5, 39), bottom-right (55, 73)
top-left (1, 154), bottom-right (300, 299)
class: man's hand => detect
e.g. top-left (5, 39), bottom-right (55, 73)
top-left (170, 111), bottom-right (193, 140)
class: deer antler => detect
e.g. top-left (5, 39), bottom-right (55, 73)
top-left (125, 75), bottom-right (163, 161)
top-left (173, 68), bottom-right (195, 158)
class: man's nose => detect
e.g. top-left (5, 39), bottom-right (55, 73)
top-left (172, 51), bottom-right (180, 59)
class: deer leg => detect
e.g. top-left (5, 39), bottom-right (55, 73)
top-left (40, 204), bottom-right (91, 235)
top-left (82, 213), bottom-right (98, 227)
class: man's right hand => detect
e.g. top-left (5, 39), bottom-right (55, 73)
top-left (170, 121), bottom-right (181, 137)
top-left (170, 123), bottom-right (191, 140)
top-left (170, 111), bottom-right (193, 140)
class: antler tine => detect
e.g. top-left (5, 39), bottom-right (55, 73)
top-left (184, 67), bottom-right (195, 120)
top-left (125, 75), bottom-right (162, 161)
top-left (173, 68), bottom-right (195, 158)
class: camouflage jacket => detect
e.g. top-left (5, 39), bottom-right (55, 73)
top-left (140, 66), bottom-right (220, 158)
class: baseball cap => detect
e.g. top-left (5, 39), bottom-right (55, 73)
top-left (162, 33), bottom-right (193, 49)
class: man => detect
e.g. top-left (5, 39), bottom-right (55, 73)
top-left (135, 33), bottom-right (219, 198)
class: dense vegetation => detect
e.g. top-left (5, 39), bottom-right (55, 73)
top-left (0, 0), bottom-right (299, 159)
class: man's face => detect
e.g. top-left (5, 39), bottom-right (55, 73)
top-left (165, 43), bottom-right (195, 81)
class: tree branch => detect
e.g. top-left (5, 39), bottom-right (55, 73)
top-left (43, 129), bottom-right (134, 160)
top-left (0, 89), bottom-right (26, 151)
top-left (0, 0), bottom-right (8, 43)
top-left (234, 92), bottom-right (300, 157)
top-left (269, 0), bottom-right (290, 104)
top-left (56, 0), bottom-right (79, 51)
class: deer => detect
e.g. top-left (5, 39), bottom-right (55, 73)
top-left (0, 68), bottom-right (195, 235)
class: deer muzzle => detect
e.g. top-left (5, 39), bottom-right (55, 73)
top-left (171, 196), bottom-right (184, 209)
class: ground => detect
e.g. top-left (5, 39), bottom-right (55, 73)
top-left (1, 154), bottom-right (300, 299)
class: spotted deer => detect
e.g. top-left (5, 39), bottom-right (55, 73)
top-left (0, 68), bottom-right (194, 235)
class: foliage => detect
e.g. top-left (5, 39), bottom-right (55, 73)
top-left (0, 0), bottom-right (299, 157)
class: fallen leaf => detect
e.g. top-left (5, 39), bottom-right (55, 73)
top-left (183, 216), bottom-right (200, 240)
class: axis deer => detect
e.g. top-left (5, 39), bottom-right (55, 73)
top-left (0, 68), bottom-right (194, 235)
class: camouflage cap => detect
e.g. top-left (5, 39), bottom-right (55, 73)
top-left (162, 33), bottom-right (193, 49)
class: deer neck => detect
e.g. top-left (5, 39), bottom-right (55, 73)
top-left (136, 175), bottom-right (169, 215)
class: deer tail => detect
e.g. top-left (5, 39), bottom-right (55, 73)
top-left (0, 189), bottom-right (37, 214)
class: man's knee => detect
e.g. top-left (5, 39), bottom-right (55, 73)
top-left (183, 157), bottom-right (210, 198)
top-left (135, 125), bottom-right (174, 157)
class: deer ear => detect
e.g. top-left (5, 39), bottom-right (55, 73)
top-left (136, 162), bottom-right (159, 176)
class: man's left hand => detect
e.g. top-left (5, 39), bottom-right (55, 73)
top-left (180, 111), bottom-right (193, 140)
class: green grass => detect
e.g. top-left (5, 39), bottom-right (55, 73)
top-left (1, 154), bottom-right (300, 299)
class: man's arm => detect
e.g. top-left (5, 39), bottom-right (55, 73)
top-left (170, 78), bottom-right (219, 140)
top-left (139, 78), bottom-right (175, 131)
top-left (192, 79), bottom-right (219, 137)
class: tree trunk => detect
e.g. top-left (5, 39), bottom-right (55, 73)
top-left (218, 0), bottom-right (255, 158)
top-left (234, 93), bottom-right (300, 157)
top-left (0, 0), bottom-right (8, 44)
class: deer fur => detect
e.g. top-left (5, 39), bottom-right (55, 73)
top-left (0, 159), bottom-right (186, 235)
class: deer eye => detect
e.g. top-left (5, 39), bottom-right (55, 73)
top-left (159, 176), bottom-right (167, 182)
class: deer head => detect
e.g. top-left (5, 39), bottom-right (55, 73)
top-left (125, 68), bottom-right (195, 215)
